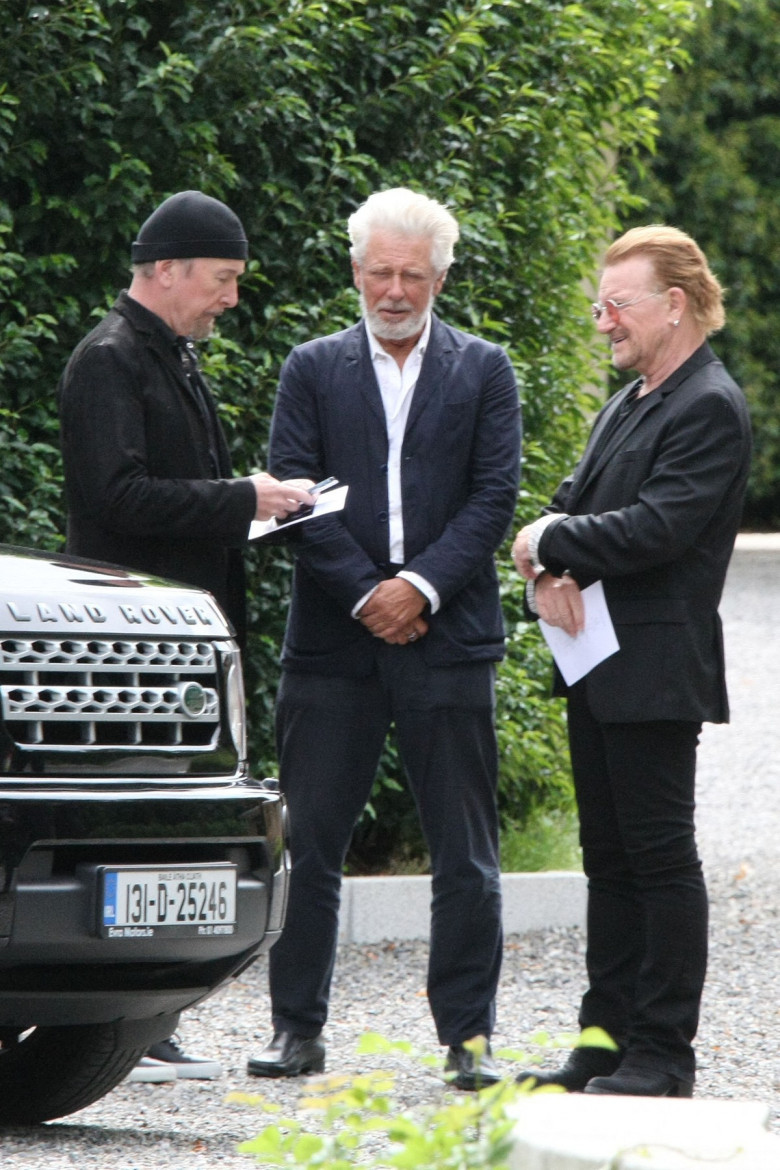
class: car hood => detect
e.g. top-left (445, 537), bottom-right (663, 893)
top-left (0, 545), bottom-right (231, 638)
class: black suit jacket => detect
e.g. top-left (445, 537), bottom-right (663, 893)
top-left (537, 343), bottom-right (752, 724)
top-left (58, 292), bottom-right (256, 640)
top-left (268, 315), bottom-right (522, 675)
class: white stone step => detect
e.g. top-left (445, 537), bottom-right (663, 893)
top-left (508, 1094), bottom-right (780, 1169)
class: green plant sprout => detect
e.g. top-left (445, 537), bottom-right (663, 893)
top-left (229, 1028), bottom-right (617, 1168)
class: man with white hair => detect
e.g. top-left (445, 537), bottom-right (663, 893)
top-left (247, 188), bottom-right (521, 1089)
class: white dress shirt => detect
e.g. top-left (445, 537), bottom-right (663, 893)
top-left (353, 318), bottom-right (440, 616)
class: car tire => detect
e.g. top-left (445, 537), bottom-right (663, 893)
top-left (0, 1023), bottom-right (149, 1124)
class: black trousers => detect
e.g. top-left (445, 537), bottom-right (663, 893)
top-left (269, 649), bottom-right (503, 1046)
top-left (566, 681), bottom-right (707, 1081)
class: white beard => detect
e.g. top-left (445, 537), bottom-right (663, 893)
top-left (360, 290), bottom-right (434, 341)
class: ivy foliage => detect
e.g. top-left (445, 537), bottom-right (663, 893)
top-left (0, 0), bottom-right (696, 860)
top-left (622, 0), bottom-right (780, 525)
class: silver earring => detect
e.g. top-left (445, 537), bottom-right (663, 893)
top-left (673, 319), bottom-right (680, 327)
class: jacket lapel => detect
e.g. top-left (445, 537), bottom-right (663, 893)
top-left (570, 344), bottom-right (720, 505)
top-left (122, 298), bottom-right (233, 477)
top-left (404, 315), bottom-right (454, 438)
top-left (343, 315), bottom-right (453, 439)
top-left (342, 322), bottom-right (386, 428)
top-left (572, 382), bottom-right (659, 499)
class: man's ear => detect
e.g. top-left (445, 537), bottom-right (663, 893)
top-left (156, 259), bottom-right (177, 288)
top-left (351, 258), bottom-right (362, 292)
top-left (668, 286), bottom-right (686, 322)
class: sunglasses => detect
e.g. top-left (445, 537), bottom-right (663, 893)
top-left (591, 290), bottom-right (666, 322)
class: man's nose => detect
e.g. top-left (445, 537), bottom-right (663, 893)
top-left (386, 274), bottom-right (406, 299)
top-left (222, 280), bottom-right (240, 307)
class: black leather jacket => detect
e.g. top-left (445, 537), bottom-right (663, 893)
top-left (58, 291), bottom-right (256, 642)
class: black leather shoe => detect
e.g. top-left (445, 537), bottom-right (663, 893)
top-left (516, 1045), bottom-right (622, 1091)
top-left (444, 1036), bottom-right (501, 1091)
top-left (247, 1030), bottom-right (325, 1078)
top-left (584, 1069), bottom-right (693, 1097)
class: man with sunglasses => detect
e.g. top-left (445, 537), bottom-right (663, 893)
top-left (512, 225), bottom-right (751, 1099)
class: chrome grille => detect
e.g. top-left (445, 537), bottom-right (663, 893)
top-left (0, 637), bottom-right (220, 749)
top-left (0, 638), bottom-right (216, 671)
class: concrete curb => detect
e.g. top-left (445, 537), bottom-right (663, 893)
top-left (338, 871), bottom-right (586, 944)
top-left (733, 532), bottom-right (780, 551)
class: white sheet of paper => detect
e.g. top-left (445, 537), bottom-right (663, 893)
top-left (248, 484), bottom-right (348, 541)
top-left (538, 579), bottom-right (620, 685)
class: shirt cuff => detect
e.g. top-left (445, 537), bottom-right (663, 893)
top-left (398, 570), bottom-right (439, 614)
top-left (352, 586), bottom-right (377, 619)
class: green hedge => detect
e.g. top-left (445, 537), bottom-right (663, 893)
top-left (0, 0), bottom-right (696, 860)
top-left (621, 0), bottom-right (780, 527)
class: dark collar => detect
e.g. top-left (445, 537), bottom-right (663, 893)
top-left (649, 341), bottom-right (718, 399)
top-left (114, 289), bottom-right (179, 352)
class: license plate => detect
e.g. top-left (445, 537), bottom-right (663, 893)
top-left (99, 864), bottom-right (237, 938)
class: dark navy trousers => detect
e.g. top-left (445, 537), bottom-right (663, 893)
top-left (269, 647), bottom-right (503, 1047)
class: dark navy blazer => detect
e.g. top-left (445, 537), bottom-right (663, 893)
top-left (268, 314), bottom-right (522, 676)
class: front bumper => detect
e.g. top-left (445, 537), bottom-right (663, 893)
top-left (0, 780), bottom-right (289, 1027)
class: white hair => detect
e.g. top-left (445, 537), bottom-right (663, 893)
top-left (347, 188), bottom-right (459, 274)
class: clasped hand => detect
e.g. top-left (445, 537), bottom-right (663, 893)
top-left (358, 578), bottom-right (429, 645)
top-left (533, 572), bottom-right (585, 638)
top-left (512, 525), bottom-right (584, 638)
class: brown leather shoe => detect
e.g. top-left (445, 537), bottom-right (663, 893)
top-left (247, 1030), bottom-right (325, 1078)
top-left (444, 1036), bottom-right (501, 1091)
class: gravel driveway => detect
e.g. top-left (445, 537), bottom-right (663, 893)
top-left (3, 541), bottom-right (779, 1167)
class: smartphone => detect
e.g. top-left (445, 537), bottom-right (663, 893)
top-left (310, 476), bottom-right (338, 494)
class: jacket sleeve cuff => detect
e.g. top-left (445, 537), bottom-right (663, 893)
top-left (528, 513), bottom-right (567, 570)
top-left (525, 577), bottom-right (539, 618)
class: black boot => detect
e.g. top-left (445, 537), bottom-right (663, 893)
top-left (516, 1045), bottom-right (622, 1091)
top-left (585, 1067), bottom-right (693, 1097)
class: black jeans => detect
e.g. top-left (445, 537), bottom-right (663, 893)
top-left (269, 650), bottom-right (503, 1047)
top-left (567, 681), bottom-right (707, 1081)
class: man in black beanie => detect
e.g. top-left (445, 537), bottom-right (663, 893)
top-left (58, 190), bottom-right (313, 1082)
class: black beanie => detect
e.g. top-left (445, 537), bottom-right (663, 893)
top-left (131, 190), bottom-right (249, 262)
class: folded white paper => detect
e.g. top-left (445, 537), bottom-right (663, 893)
top-left (538, 579), bottom-right (620, 685)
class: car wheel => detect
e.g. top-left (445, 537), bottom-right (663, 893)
top-left (0, 1023), bottom-right (148, 1124)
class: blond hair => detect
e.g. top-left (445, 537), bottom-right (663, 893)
top-left (605, 225), bottom-right (725, 335)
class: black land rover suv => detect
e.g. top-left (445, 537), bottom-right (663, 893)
top-left (0, 545), bottom-right (288, 1124)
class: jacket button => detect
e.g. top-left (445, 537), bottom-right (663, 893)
top-left (378, 511), bottom-right (388, 522)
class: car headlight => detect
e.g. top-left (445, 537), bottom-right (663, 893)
top-left (222, 644), bottom-right (247, 761)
